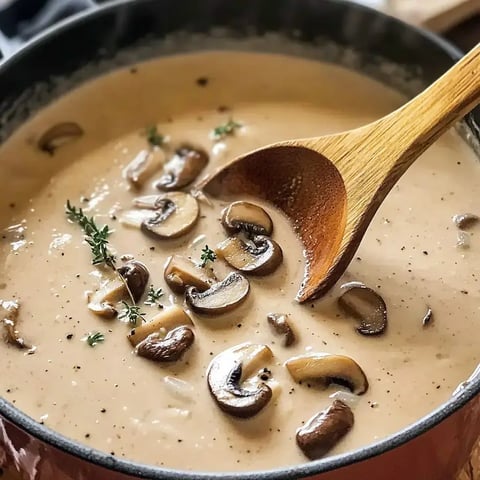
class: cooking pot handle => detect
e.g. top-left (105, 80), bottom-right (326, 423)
top-left (0, 0), bottom-right (97, 61)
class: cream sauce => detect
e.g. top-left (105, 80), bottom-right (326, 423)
top-left (0, 52), bottom-right (479, 472)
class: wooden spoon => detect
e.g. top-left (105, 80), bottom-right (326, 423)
top-left (203, 44), bottom-right (480, 303)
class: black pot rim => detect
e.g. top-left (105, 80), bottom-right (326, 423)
top-left (0, 1), bottom-right (479, 479)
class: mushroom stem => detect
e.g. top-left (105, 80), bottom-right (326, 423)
top-left (128, 306), bottom-right (193, 346)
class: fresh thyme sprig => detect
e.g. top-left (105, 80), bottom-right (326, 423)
top-left (146, 125), bottom-right (165, 147)
top-left (144, 285), bottom-right (164, 307)
top-left (118, 301), bottom-right (147, 325)
top-left (211, 119), bottom-right (242, 141)
top-left (66, 200), bottom-right (116, 268)
top-left (200, 245), bottom-right (216, 268)
top-left (86, 331), bottom-right (105, 347)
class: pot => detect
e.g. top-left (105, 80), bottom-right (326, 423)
top-left (0, 1), bottom-right (479, 479)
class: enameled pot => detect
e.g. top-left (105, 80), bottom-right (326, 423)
top-left (0, 1), bottom-right (479, 479)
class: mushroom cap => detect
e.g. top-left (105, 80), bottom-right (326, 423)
top-left (221, 201), bottom-right (273, 236)
top-left (216, 235), bottom-right (283, 276)
top-left (185, 272), bottom-right (250, 315)
top-left (338, 282), bottom-right (387, 335)
top-left (207, 342), bottom-right (273, 418)
top-left (123, 149), bottom-right (165, 187)
top-left (267, 313), bottom-right (296, 346)
top-left (117, 260), bottom-right (149, 302)
top-left (156, 146), bottom-right (209, 191)
top-left (136, 326), bottom-right (194, 362)
top-left (296, 400), bottom-right (354, 460)
top-left (285, 352), bottom-right (368, 395)
top-left (164, 255), bottom-right (215, 294)
top-left (139, 192), bottom-right (199, 239)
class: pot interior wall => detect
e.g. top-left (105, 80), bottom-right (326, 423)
top-left (0, 0), bottom-right (479, 148)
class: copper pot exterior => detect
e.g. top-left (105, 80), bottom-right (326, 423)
top-left (1, 394), bottom-right (479, 480)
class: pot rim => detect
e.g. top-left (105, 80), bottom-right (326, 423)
top-left (0, 1), bottom-right (479, 479)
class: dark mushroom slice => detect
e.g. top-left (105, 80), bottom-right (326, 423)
top-left (37, 122), bottom-right (84, 155)
top-left (185, 272), bottom-right (250, 315)
top-left (140, 192), bottom-right (199, 239)
top-left (87, 276), bottom-right (129, 318)
top-left (338, 282), bottom-right (387, 335)
top-left (267, 313), bottom-right (296, 346)
top-left (164, 255), bottom-right (215, 294)
top-left (117, 260), bottom-right (149, 302)
top-left (296, 400), bottom-right (354, 460)
top-left (136, 326), bottom-right (194, 362)
top-left (207, 343), bottom-right (273, 418)
top-left (128, 305), bottom-right (193, 346)
top-left (221, 201), bottom-right (273, 236)
top-left (285, 353), bottom-right (368, 395)
top-left (155, 145), bottom-right (209, 191)
top-left (216, 235), bottom-right (283, 276)
top-left (452, 213), bottom-right (479, 230)
top-left (123, 149), bottom-right (165, 188)
top-left (1, 300), bottom-right (35, 351)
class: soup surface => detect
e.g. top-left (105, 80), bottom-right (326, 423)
top-left (0, 52), bottom-right (479, 472)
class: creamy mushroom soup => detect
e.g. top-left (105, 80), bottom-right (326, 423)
top-left (0, 52), bottom-right (479, 472)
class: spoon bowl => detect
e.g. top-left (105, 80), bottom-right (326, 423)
top-left (204, 43), bottom-right (480, 302)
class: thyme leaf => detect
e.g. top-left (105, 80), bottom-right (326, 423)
top-left (211, 119), bottom-right (242, 140)
top-left (144, 286), bottom-right (164, 307)
top-left (146, 125), bottom-right (165, 147)
top-left (118, 301), bottom-right (147, 325)
top-left (65, 200), bottom-right (116, 268)
top-left (86, 331), bottom-right (105, 347)
top-left (200, 245), bottom-right (216, 268)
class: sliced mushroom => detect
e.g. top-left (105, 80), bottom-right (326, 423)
top-left (1, 300), bottom-right (34, 351)
top-left (267, 313), bottom-right (296, 346)
top-left (216, 235), bottom-right (282, 275)
top-left (37, 122), bottom-right (84, 155)
top-left (185, 272), bottom-right (249, 315)
top-left (221, 201), bottom-right (273, 236)
top-left (452, 213), bottom-right (479, 230)
top-left (87, 276), bottom-right (128, 318)
top-left (155, 146), bottom-right (208, 190)
top-left (124, 149), bottom-right (165, 187)
top-left (207, 343), bottom-right (273, 418)
top-left (296, 400), bottom-right (354, 460)
top-left (422, 307), bottom-right (434, 327)
top-left (338, 282), bottom-right (387, 335)
top-left (119, 209), bottom-right (157, 228)
top-left (117, 260), bottom-right (149, 302)
top-left (140, 192), bottom-right (199, 239)
top-left (128, 305), bottom-right (193, 346)
top-left (285, 353), bottom-right (368, 395)
top-left (164, 255), bottom-right (215, 294)
top-left (136, 326), bottom-right (194, 362)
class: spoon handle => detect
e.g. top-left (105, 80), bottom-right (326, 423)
top-left (369, 43), bottom-right (480, 174)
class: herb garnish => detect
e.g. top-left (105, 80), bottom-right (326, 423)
top-left (66, 200), bottom-right (116, 268)
top-left (144, 286), bottom-right (164, 307)
top-left (146, 125), bottom-right (165, 147)
top-left (211, 119), bottom-right (242, 140)
top-left (200, 245), bottom-right (217, 268)
top-left (86, 331), bottom-right (105, 347)
top-left (118, 301), bottom-right (147, 325)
